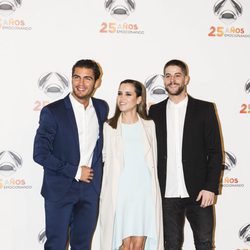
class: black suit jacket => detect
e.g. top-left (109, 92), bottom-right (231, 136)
top-left (149, 95), bottom-right (223, 200)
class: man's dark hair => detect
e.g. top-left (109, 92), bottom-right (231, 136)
top-left (163, 59), bottom-right (189, 76)
top-left (72, 59), bottom-right (101, 81)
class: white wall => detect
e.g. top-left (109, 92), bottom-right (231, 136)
top-left (0, 0), bottom-right (250, 249)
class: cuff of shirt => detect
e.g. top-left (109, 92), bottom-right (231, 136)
top-left (75, 166), bottom-right (81, 181)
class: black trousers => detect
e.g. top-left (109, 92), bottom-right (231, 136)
top-left (163, 198), bottom-right (214, 250)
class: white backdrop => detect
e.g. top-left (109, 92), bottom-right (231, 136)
top-left (0, 0), bottom-right (250, 249)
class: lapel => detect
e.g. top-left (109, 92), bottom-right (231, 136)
top-left (182, 95), bottom-right (195, 157)
top-left (64, 94), bottom-right (79, 150)
top-left (140, 118), bottom-right (156, 172)
top-left (183, 95), bottom-right (195, 141)
top-left (159, 99), bottom-right (168, 156)
top-left (115, 116), bottom-right (124, 157)
top-left (92, 97), bottom-right (102, 137)
top-left (89, 97), bottom-right (103, 166)
top-left (139, 117), bottom-right (151, 159)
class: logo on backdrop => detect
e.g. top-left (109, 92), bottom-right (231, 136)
top-left (222, 151), bottom-right (236, 175)
top-left (221, 151), bottom-right (243, 188)
top-left (100, 0), bottom-right (144, 35)
top-left (245, 79), bottom-right (250, 94)
top-left (240, 79), bottom-right (250, 114)
top-left (104, 0), bottom-right (135, 21)
top-left (34, 72), bottom-right (70, 112)
top-left (213, 0), bottom-right (242, 25)
top-left (38, 72), bottom-right (69, 98)
top-left (0, 150), bottom-right (32, 189)
top-left (0, 0), bottom-right (32, 31)
top-left (0, 150), bottom-right (22, 177)
top-left (239, 223), bottom-right (250, 246)
top-left (0, 0), bottom-right (21, 16)
top-left (145, 74), bottom-right (167, 107)
top-left (38, 228), bottom-right (46, 244)
top-left (208, 0), bottom-right (249, 38)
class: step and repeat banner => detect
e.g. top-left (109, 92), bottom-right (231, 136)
top-left (0, 0), bottom-right (250, 249)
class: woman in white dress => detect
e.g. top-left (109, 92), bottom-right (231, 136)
top-left (99, 79), bottom-right (164, 250)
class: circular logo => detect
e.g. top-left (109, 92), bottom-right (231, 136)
top-left (145, 74), bottom-right (167, 105)
top-left (239, 223), bottom-right (250, 246)
top-left (222, 151), bottom-right (236, 175)
top-left (38, 72), bottom-right (70, 98)
top-left (245, 79), bottom-right (250, 94)
top-left (38, 228), bottom-right (46, 244)
top-left (0, 0), bottom-right (21, 16)
top-left (104, 0), bottom-right (136, 20)
top-left (0, 150), bottom-right (22, 177)
top-left (213, 0), bottom-right (243, 25)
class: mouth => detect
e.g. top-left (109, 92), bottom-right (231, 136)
top-left (76, 86), bottom-right (87, 92)
top-left (168, 83), bottom-right (179, 88)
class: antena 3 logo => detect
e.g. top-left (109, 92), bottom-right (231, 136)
top-left (34, 72), bottom-right (70, 112)
top-left (38, 228), bottom-right (46, 244)
top-left (0, 0), bottom-right (32, 31)
top-left (208, 0), bottom-right (249, 38)
top-left (214, 0), bottom-right (242, 25)
top-left (105, 0), bottom-right (135, 21)
top-left (38, 72), bottom-right (69, 98)
top-left (223, 151), bottom-right (237, 175)
top-left (0, 0), bottom-right (21, 16)
top-left (240, 79), bottom-right (250, 115)
top-left (245, 79), bottom-right (250, 94)
top-left (0, 150), bottom-right (22, 177)
top-left (0, 150), bottom-right (32, 190)
top-left (221, 151), bottom-right (244, 188)
top-left (239, 223), bottom-right (250, 247)
top-left (145, 74), bottom-right (167, 107)
top-left (100, 0), bottom-right (144, 35)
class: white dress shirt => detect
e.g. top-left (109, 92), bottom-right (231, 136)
top-left (69, 94), bottom-right (99, 180)
top-left (165, 96), bottom-right (189, 198)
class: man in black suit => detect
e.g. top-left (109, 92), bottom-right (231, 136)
top-left (149, 59), bottom-right (223, 250)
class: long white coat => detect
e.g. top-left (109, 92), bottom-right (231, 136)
top-left (99, 116), bottom-right (164, 250)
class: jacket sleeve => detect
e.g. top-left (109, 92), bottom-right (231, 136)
top-left (33, 107), bottom-right (77, 179)
top-left (204, 103), bottom-right (223, 193)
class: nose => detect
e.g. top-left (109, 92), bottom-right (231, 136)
top-left (118, 93), bottom-right (126, 102)
top-left (169, 75), bottom-right (174, 82)
top-left (119, 94), bottom-right (125, 100)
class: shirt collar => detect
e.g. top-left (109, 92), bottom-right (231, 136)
top-left (168, 95), bottom-right (188, 108)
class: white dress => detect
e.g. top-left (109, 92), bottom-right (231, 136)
top-left (112, 121), bottom-right (157, 249)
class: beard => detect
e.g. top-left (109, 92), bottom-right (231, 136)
top-left (165, 83), bottom-right (185, 96)
top-left (72, 86), bottom-right (95, 100)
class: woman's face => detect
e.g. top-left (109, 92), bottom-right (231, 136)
top-left (117, 83), bottom-right (141, 113)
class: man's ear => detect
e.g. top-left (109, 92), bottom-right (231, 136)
top-left (95, 62), bottom-right (103, 89)
top-left (185, 75), bottom-right (190, 86)
top-left (95, 78), bottom-right (102, 89)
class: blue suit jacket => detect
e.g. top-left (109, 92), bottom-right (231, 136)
top-left (33, 94), bottom-right (109, 202)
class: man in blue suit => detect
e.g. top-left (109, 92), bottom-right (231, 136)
top-left (33, 59), bottom-right (109, 250)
